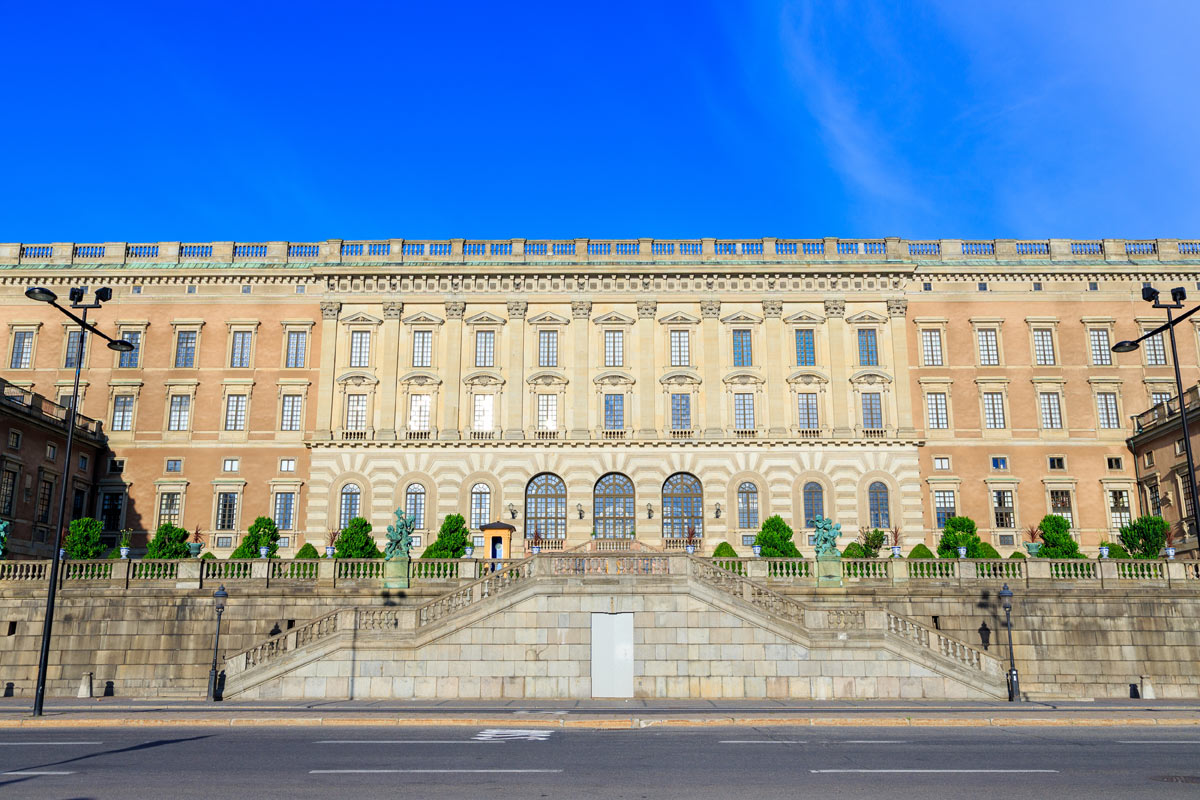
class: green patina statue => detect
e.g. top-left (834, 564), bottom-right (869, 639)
top-left (0, 518), bottom-right (8, 560)
top-left (384, 507), bottom-right (416, 561)
top-left (812, 515), bottom-right (842, 559)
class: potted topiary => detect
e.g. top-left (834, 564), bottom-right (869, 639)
top-left (325, 528), bottom-right (338, 558)
top-left (684, 526), bottom-right (699, 554)
top-left (118, 530), bottom-right (132, 559)
top-left (889, 525), bottom-right (903, 558)
top-left (1023, 524), bottom-right (1042, 557)
top-left (187, 527), bottom-right (205, 558)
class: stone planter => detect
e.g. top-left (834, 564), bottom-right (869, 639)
top-left (685, 545), bottom-right (696, 554)
top-left (752, 544), bottom-right (762, 557)
top-left (1024, 542), bottom-right (1042, 557)
top-left (119, 546), bottom-right (130, 559)
top-left (1166, 547), bottom-right (1176, 560)
top-left (259, 546), bottom-right (269, 559)
top-left (957, 546), bottom-right (967, 558)
top-left (891, 545), bottom-right (902, 558)
top-left (325, 546), bottom-right (336, 558)
top-left (464, 546), bottom-right (474, 558)
top-left (531, 545), bottom-right (541, 554)
top-left (187, 542), bottom-right (203, 558)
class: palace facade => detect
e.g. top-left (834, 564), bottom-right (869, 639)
top-left (1, 237), bottom-right (1197, 558)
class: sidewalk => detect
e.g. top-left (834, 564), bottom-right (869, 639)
top-left (0, 697), bottom-right (1197, 728)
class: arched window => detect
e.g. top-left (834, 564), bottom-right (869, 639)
top-left (736, 482), bottom-right (759, 529)
top-left (662, 472), bottom-right (703, 538)
top-left (339, 483), bottom-right (361, 529)
top-left (803, 482), bottom-right (824, 527)
top-left (594, 473), bottom-right (635, 538)
top-left (405, 483), bottom-right (426, 529)
top-left (470, 483), bottom-right (491, 530)
top-left (868, 481), bottom-right (890, 529)
top-left (525, 473), bottom-right (567, 539)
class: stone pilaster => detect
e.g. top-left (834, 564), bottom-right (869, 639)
top-left (701, 299), bottom-right (723, 438)
top-left (570, 300), bottom-right (591, 439)
top-left (824, 298), bottom-right (850, 435)
top-left (503, 300), bottom-right (527, 439)
top-left (314, 301), bottom-right (341, 438)
top-left (439, 301), bottom-right (465, 439)
top-left (762, 299), bottom-right (786, 435)
top-left (637, 300), bottom-right (657, 436)
top-left (887, 298), bottom-right (914, 435)
top-left (377, 301), bottom-right (403, 439)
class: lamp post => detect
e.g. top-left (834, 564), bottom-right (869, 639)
top-left (1113, 286), bottom-right (1200, 552)
top-left (25, 286), bottom-right (133, 718)
top-left (207, 585), bottom-right (228, 701)
top-left (999, 583), bottom-right (1020, 702)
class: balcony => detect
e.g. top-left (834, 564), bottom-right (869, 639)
top-left (602, 429), bottom-right (627, 440)
top-left (732, 428), bottom-right (758, 439)
top-left (861, 428), bottom-right (887, 439)
top-left (1134, 385), bottom-right (1200, 434)
top-left (0, 378), bottom-right (104, 440)
top-left (534, 429), bottom-right (560, 441)
top-left (662, 538), bottom-right (702, 551)
top-left (469, 430), bottom-right (497, 441)
top-left (669, 429), bottom-right (695, 440)
top-left (795, 428), bottom-right (822, 439)
top-left (405, 430), bottom-right (432, 441)
top-left (339, 430), bottom-right (368, 441)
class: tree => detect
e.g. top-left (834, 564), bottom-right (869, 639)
top-left (1119, 515), bottom-right (1169, 559)
top-left (231, 516), bottom-right (281, 559)
top-left (145, 522), bottom-right (191, 559)
top-left (907, 543), bottom-right (935, 559)
top-left (858, 528), bottom-right (886, 557)
top-left (334, 517), bottom-right (382, 559)
top-left (937, 516), bottom-right (984, 558)
top-left (1037, 514), bottom-right (1083, 559)
top-left (754, 515), bottom-right (802, 558)
top-left (712, 541), bottom-right (739, 558)
top-left (63, 517), bottom-right (105, 559)
top-left (422, 514), bottom-right (470, 559)
top-left (294, 542), bottom-right (320, 559)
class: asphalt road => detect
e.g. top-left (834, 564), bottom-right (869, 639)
top-left (0, 725), bottom-right (1198, 799)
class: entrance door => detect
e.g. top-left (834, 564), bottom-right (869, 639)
top-left (591, 612), bottom-right (634, 698)
top-left (490, 537), bottom-right (504, 559)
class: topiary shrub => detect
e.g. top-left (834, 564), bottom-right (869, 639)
top-left (63, 517), bottom-right (105, 559)
top-left (1037, 514), bottom-right (1082, 559)
top-left (145, 522), bottom-right (191, 559)
top-left (908, 543), bottom-right (935, 559)
top-left (1119, 515), bottom-right (1169, 559)
top-left (976, 542), bottom-right (1001, 559)
top-left (840, 542), bottom-right (868, 559)
top-left (200, 551), bottom-right (217, 560)
top-left (858, 528), bottom-right (887, 557)
top-left (1099, 540), bottom-right (1131, 559)
top-left (1009, 550), bottom-right (1026, 559)
top-left (231, 516), bottom-right (281, 559)
top-left (106, 546), bottom-right (122, 559)
top-left (334, 517), bottom-right (383, 559)
top-left (754, 515), bottom-right (802, 558)
top-left (712, 541), bottom-right (738, 558)
top-left (937, 516), bottom-right (984, 558)
top-left (422, 514), bottom-right (470, 559)
top-left (294, 542), bottom-right (320, 559)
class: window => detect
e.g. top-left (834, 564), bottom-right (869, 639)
top-left (732, 330), bottom-right (753, 366)
top-left (175, 330), bottom-right (197, 368)
top-left (470, 483), bottom-right (491, 530)
top-left (934, 490), bottom-right (956, 529)
top-left (187, 285), bottom-right (196, 294)
top-left (278, 536), bottom-right (290, 549)
top-left (345, 394), bottom-right (367, 430)
top-left (923, 282), bottom-right (933, 291)
top-left (861, 393), bottom-right (883, 429)
top-left (216, 492), bottom-right (239, 530)
top-left (1090, 329), bottom-right (1112, 365)
top-left (1088, 281), bottom-right (1099, 291)
top-left (1033, 328), bottom-right (1056, 365)
top-left (1147, 482), bottom-right (1162, 516)
top-left (858, 329), bottom-right (878, 366)
top-left (934, 457), bottom-right (950, 470)
top-left (473, 394), bottom-right (494, 431)
top-left (742, 535), bottom-right (756, 546)
top-left (537, 394), bottom-right (557, 430)
top-left (101, 492), bottom-right (124, 530)
top-left (921, 329), bottom-right (943, 366)
top-left (131, 285), bottom-right (142, 294)
top-left (662, 472), bottom-right (703, 538)
top-left (117, 331), bottom-right (141, 368)
top-left (802, 482), bottom-right (824, 526)
top-left (224, 394), bottom-right (247, 431)
top-left (10, 330), bottom-right (33, 368)
top-left (272, 492), bottom-right (295, 531)
top-left (285, 330), bottom-right (307, 368)
top-left (1097, 392), bottom-right (1120, 428)
top-left (78, 454), bottom-right (88, 471)
top-left (993, 490), bottom-right (1014, 529)
top-left (594, 473), bottom-right (635, 538)
top-left (64, 330), bottom-right (86, 368)
top-left (405, 484), bottom-right (426, 529)
top-left (983, 392), bottom-right (1006, 429)
top-left (1144, 333), bottom-right (1167, 365)
top-left (45, 443), bottom-right (57, 461)
top-left (35, 477), bottom-right (54, 523)
top-left (108, 458), bottom-right (124, 474)
top-left (112, 396), bottom-right (135, 431)
top-left (1152, 391), bottom-right (1173, 408)
top-left (1177, 438), bottom-right (1187, 456)
top-left (977, 329), bottom-right (999, 366)
top-left (338, 484), bottom-right (361, 529)
top-left (1107, 456), bottom-right (1124, 470)
top-left (538, 330), bottom-right (558, 367)
top-left (736, 482), bottom-right (759, 529)
top-left (166, 458), bottom-right (182, 473)
top-left (604, 393), bottom-right (624, 430)
top-left (6, 430), bottom-right (20, 449)
top-left (525, 473), bottom-right (567, 539)
top-left (604, 330), bottom-right (624, 367)
top-left (992, 456), bottom-right (1008, 470)
top-left (474, 330), bottom-right (494, 368)
top-left (671, 393), bottom-right (691, 430)
top-left (281, 394), bottom-right (303, 431)
top-left (797, 393), bottom-right (819, 430)
top-left (670, 330), bottom-right (690, 366)
top-left (978, 282), bottom-right (988, 292)
top-left (926, 392), bottom-right (948, 429)
top-left (167, 395), bottom-right (190, 431)
top-left (734, 393), bottom-right (755, 429)
top-left (222, 458), bottom-right (239, 472)
top-left (158, 492), bottom-right (181, 528)
top-left (215, 536), bottom-right (233, 548)
top-left (230, 330), bottom-right (253, 368)
top-left (1109, 490), bottom-right (1132, 529)
top-left (868, 482), bottom-right (890, 529)
top-left (408, 395), bottom-right (431, 431)
top-left (0, 469), bottom-right (15, 515)
top-left (1050, 490), bottom-right (1074, 527)
top-left (280, 458), bottom-right (295, 472)
top-left (795, 329), bottom-right (816, 366)
top-left (1039, 393), bottom-right (1062, 429)
top-left (1049, 456), bottom-right (1065, 470)
top-left (349, 330), bottom-right (371, 367)
top-left (241, 285), bottom-right (252, 294)
top-left (412, 330), bottom-right (432, 367)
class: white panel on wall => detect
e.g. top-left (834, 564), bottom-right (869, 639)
top-left (591, 612), bottom-right (634, 698)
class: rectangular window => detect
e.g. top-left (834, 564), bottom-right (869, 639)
top-left (858, 329), bottom-right (878, 366)
top-left (734, 393), bottom-right (755, 429)
top-left (216, 492), bottom-right (238, 530)
top-left (474, 330), bottom-right (494, 368)
top-left (604, 330), bottom-right (624, 367)
top-left (0, 469), bottom-right (15, 515)
top-left (111, 396), bottom-right (134, 431)
top-left (797, 393), bottom-right (819, 429)
top-left (280, 458), bottom-right (296, 472)
top-left (274, 492), bottom-right (295, 531)
top-left (101, 492), bottom-right (124, 530)
top-left (861, 393), bottom-right (883, 429)
top-left (1033, 328), bottom-right (1056, 365)
top-left (215, 535), bottom-right (233, 548)
top-left (1145, 333), bottom-right (1167, 365)
top-left (175, 330), bottom-right (197, 368)
top-left (537, 394), bottom-right (557, 430)
top-left (1107, 456), bottom-right (1123, 470)
top-left (921, 329), bottom-right (943, 366)
top-left (281, 395), bottom-right (303, 431)
top-left (473, 394), bottom-right (494, 430)
top-left (9, 330), bottom-right (33, 368)
top-left (285, 330), bottom-right (307, 368)
top-left (222, 458), bottom-right (239, 472)
top-left (1090, 329), bottom-right (1112, 365)
top-left (538, 330), bottom-right (558, 367)
top-left (934, 490), bottom-right (956, 529)
top-left (1039, 392), bottom-right (1063, 429)
top-left (604, 393), bottom-right (624, 429)
top-left (224, 394), bottom-right (247, 431)
top-left (1109, 489), bottom-right (1131, 529)
top-left (408, 394), bottom-right (431, 431)
top-left (934, 456), bottom-right (951, 470)
top-left (926, 392), bottom-right (948, 429)
top-left (166, 459), bottom-right (182, 473)
top-left (36, 477), bottom-right (54, 523)
top-left (1147, 482), bottom-right (1162, 516)
top-left (349, 330), bottom-right (371, 367)
top-left (1182, 479), bottom-right (1196, 522)
top-left (412, 330), bottom-right (432, 367)
top-left (157, 492), bottom-right (181, 528)
top-left (795, 329), bottom-right (815, 366)
top-left (118, 331), bottom-right (141, 368)
top-left (167, 395), bottom-right (190, 431)
top-left (671, 393), bottom-right (691, 430)
top-left (345, 394), bottom-right (367, 430)
top-left (64, 329), bottom-right (86, 368)
top-left (670, 330), bottom-right (690, 366)
top-left (993, 490), bottom-right (1014, 529)
top-left (983, 392), bottom-right (1006, 429)
top-left (977, 329), bottom-right (999, 366)
top-left (1097, 392), bottom-right (1121, 428)
top-left (1049, 456), bottom-right (1065, 470)
top-left (1050, 489), bottom-right (1074, 527)
top-left (6, 430), bottom-right (19, 449)
top-left (1152, 391), bottom-right (1173, 408)
top-left (230, 330), bottom-right (253, 368)
top-left (732, 329), bottom-right (753, 366)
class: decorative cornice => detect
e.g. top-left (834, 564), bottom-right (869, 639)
top-left (320, 301), bottom-right (341, 320)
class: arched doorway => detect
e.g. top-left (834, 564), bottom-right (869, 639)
top-left (525, 473), bottom-right (567, 543)
top-left (594, 473), bottom-right (636, 538)
top-left (662, 472), bottom-right (703, 539)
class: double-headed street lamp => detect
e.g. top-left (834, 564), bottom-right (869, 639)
top-left (1113, 286), bottom-right (1200, 550)
top-left (24, 286), bottom-right (133, 717)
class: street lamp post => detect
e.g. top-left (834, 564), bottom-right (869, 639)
top-left (207, 585), bottom-right (228, 702)
top-left (999, 583), bottom-right (1020, 702)
top-left (25, 286), bottom-right (133, 718)
top-left (1113, 286), bottom-right (1200, 551)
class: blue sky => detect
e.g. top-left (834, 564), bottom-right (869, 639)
top-left (3, 1), bottom-right (1198, 242)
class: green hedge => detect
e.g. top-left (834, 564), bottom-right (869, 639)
top-left (712, 541), bottom-right (739, 558)
top-left (294, 542), bottom-right (320, 559)
top-left (907, 543), bottom-right (935, 559)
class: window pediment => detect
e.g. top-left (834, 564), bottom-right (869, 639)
top-left (340, 312), bottom-right (382, 326)
top-left (786, 369), bottom-right (829, 385)
top-left (720, 311), bottom-right (763, 325)
top-left (723, 369), bottom-right (765, 386)
top-left (592, 311), bottom-right (636, 326)
top-left (399, 370), bottom-right (442, 386)
top-left (465, 311), bottom-right (506, 326)
top-left (784, 310), bottom-right (826, 325)
top-left (337, 370), bottom-right (379, 386)
top-left (593, 370), bottom-right (635, 386)
top-left (657, 311), bottom-right (700, 326)
top-left (526, 311), bottom-right (570, 326)
top-left (845, 310), bottom-right (886, 325)
top-left (849, 369), bottom-right (892, 385)
top-left (526, 370), bottom-right (568, 386)
top-left (464, 370), bottom-right (505, 386)
top-left (659, 369), bottom-right (702, 386)
top-left (402, 311), bottom-right (445, 326)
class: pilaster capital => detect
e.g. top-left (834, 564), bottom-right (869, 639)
top-left (507, 300), bottom-right (528, 319)
top-left (762, 299), bottom-right (783, 318)
top-left (887, 298), bottom-right (908, 317)
top-left (700, 300), bottom-right (721, 318)
top-left (383, 301), bottom-right (403, 319)
top-left (571, 300), bottom-right (592, 319)
top-left (824, 299), bottom-right (845, 318)
top-left (445, 301), bottom-right (466, 319)
top-left (320, 301), bottom-right (341, 320)
top-left (636, 300), bottom-right (658, 319)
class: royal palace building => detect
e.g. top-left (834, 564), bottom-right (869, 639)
top-left (1, 237), bottom-right (1198, 559)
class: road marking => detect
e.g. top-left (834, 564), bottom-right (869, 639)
top-left (837, 740), bottom-right (908, 744)
top-left (314, 740), bottom-right (503, 745)
top-left (310, 769), bottom-right (563, 774)
top-left (2, 771), bottom-right (75, 776)
top-left (0, 742), bottom-right (101, 746)
top-left (720, 740), bottom-right (805, 744)
top-left (811, 769), bottom-right (1059, 774)
top-left (473, 729), bottom-right (554, 741)
top-left (1118, 740), bottom-right (1200, 744)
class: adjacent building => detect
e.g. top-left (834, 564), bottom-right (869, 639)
top-left (1127, 383), bottom-right (1200, 557)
